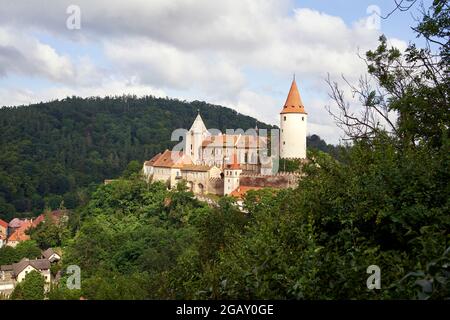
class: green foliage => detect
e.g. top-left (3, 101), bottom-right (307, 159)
top-left (0, 240), bottom-right (41, 265)
top-left (60, 178), bottom-right (206, 299)
top-left (0, 96), bottom-right (276, 218)
top-left (10, 270), bottom-right (45, 300)
top-left (122, 160), bottom-right (142, 179)
top-left (279, 158), bottom-right (301, 172)
top-left (4, 0), bottom-right (449, 301)
top-left (28, 212), bottom-right (70, 249)
top-left (397, 246), bottom-right (450, 300)
top-left (57, 132), bottom-right (448, 300)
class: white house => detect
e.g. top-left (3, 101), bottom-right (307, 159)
top-left (42, 248), bottom-right (61, 263)
top-left (0, 258), bottom-right (52, 296)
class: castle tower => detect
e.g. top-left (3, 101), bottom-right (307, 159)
top-left (223, 153), bottom-right (242, 195)
top-left (185, 111), bottom-right (210, 164)
top-left (280, 77), bottom-right (307, 159)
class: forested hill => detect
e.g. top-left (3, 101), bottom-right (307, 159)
top-left (0, 95), bottom-right (332, 218)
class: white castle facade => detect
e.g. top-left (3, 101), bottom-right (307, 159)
top-left (143, 78), bottom-right (307, 198)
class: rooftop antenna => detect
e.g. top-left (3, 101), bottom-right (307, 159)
top-left (293, 73), bottom-right (296, 81)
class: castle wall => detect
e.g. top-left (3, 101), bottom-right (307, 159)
top-left (239, 172), bottom-right (301, 189)
top-left (208, 177), bottom-right (224, 195)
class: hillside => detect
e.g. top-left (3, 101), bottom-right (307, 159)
top-left (0, 95), bottom-right (333, 218)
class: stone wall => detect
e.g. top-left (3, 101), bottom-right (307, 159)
top-left (208, 177), bottom-right (224, 195)
top-left (239, 172), bottom-right (301, 189)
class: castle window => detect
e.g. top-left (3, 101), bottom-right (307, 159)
top-left (302, 117), bottom-right (304, 121)
top-left (283, 141), bottom-right (285, 145)
top-left (284, 116), bottom-right (286, 121)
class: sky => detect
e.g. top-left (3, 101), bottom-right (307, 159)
top-left (0, 0), bottom-right (432, 144)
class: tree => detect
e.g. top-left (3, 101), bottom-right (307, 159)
top-left (326, 1), bottom-right (448, 148)
top-left (0, 240), bottom-right (41, 265)
top-left (10, 270), bottom-right (45, 300)
top-left (28, 212), bottom-right (69, 249)
top-left (122, 160), bottom-right (142, 178)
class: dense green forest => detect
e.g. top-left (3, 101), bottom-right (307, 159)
top-left (0, 95), bottom-right (334, 220)
top-left (0, 0), bottom-right (448, 300)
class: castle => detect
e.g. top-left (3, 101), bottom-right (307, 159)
top-left (143, 78), bottom-right (307, 198)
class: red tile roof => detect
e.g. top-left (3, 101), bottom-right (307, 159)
top-left (152, 149), bottom-right (193, 168)
top-left (280, 78), bottom-right (307, 114)
top-left (0, 219), bottom-right (8, 229)
top-left (144, 152), bottom-right (163, 166)
top-left (8, 218), bottom-right (33, 243)
top-left (32, 210), bottom-right (67, 228)
top-left (180, 164), bottom-right (212, 172)
top-left (230, 186), bottom-right (263, 199)
top-left (8, 229), bottom-right (30, 242)
top-left (8, 218), bottom-right (23, 228)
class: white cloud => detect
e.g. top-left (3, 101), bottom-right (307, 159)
top-left (0, 79), bottom-right (166, 107)
top-left (0, 0), bottom-right (410, 144)
top-left (103, 38), bottom-right (245, 98)
top-left (0, 27), bottom-right (74, 82)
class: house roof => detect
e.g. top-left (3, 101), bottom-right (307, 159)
top-left (152, 149), bottom-right (176, 168)
top-left (8, 218), bottom-right (23, 228)
top-left (32, 210), bottom-right (66, 228)
top-left (8, 219), bottom-right (33, 242)
top-left (152, 149), bottom-right (193, 168)
top-left (230, 186), bottom-right (263, 199)
top-left (1, 264), bottom-right (13, 271)
top-left (189, 113), bottom-right (208, 133)
top-left (42, 248), bottom-right (59, 260)
top-left (11, 258), bottom-right (51, 276)
top-left (8, 230), bottom-right (30, 242)
top-left (180, 164), bottom-right (212, 172)
top-left (144, 152), bottom-right (163, 167)
top-left (280, 78), bottom-right (307, 114)
top-left (0, 219), bottom-right (8, 229)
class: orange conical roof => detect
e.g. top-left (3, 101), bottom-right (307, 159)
top-left (280, 78), bottom-right (307, 114)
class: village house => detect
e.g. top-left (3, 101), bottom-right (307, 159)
top-left (3, 210), bottom-right (68, 248)
top-left (230, 186), bottom-right (264, 210)
top-left (41, 248), bottom-right (61, 263)
top-left (0, 248), bottom-right (61, 297)
top-left (0, 258), bottom-right (51, 296)
top-left (0, 219), bottom-right (7, 238)
top-left (6, 219), bottom-right (32, 248)
top-left (31, 209), bottom-right (68, 228)
top-left (8, 218), bottom-right (30, 235)
top-left (0, 219), bottom-right (8, 248)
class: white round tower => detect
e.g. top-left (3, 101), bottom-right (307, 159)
top-left (280, 78), bottom-right (307, 159)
